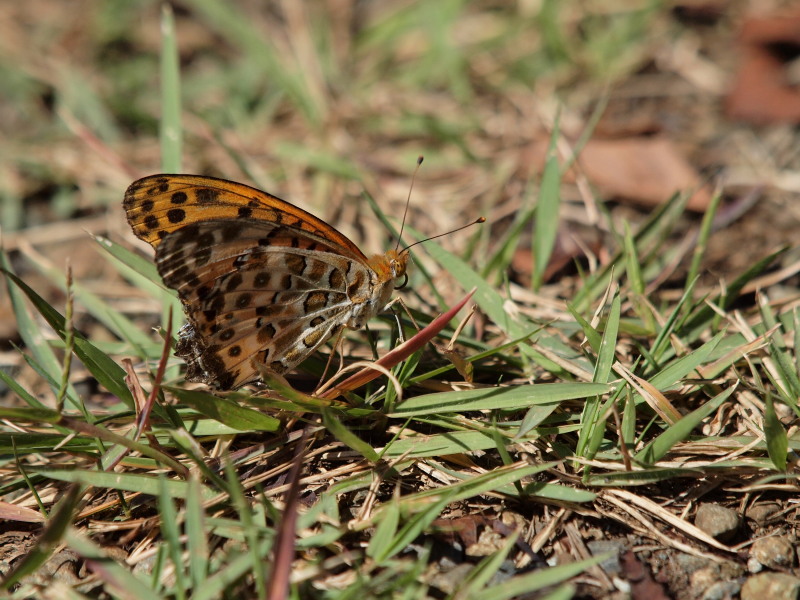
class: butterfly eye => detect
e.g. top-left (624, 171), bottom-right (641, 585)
top-left (394, 273), bottom-right (409, 290)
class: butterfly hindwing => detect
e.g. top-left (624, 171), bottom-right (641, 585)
top-left (156, 219), bottom-right (370, 389)
top-left (177, 306), bottom-right (347, 389)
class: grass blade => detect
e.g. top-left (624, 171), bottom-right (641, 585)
top-left (764, 394), bottom-right (788, 472)
top-left (160, 3), bottom-right (182, 172)
top-left (3, 269), bottom-right (133, 407)
top-left (533, 120), bottom-right (562, 290)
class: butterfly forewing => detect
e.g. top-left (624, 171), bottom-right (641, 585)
top-left (124, 174), bottom-right (367, 258)
top-left (125, 174), bottom-right (407, 390)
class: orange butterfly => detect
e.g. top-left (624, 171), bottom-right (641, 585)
top-left (124, 174), bottom-right (409, 390)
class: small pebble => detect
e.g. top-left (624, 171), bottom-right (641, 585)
top-left (751, 536), bottom-right (795, 569)
top-left (587, 540), bottom-right (625, 576)
top-left (695, 503), bottom-right (740, 542)
top-left (747, 557), bottom-right (763, 574)
top-left (745, 502), bottom-right (781, 527)
top-left (741, 573), bottom-right (800, 600)
top-left (702, 580), bottom-right (741, 600)
top-left (690, 566), bottom-right (719, 592)
top-left (428, 563), bottom-right (472, 595)
top-left (673, 552), bottom-right (709, 574)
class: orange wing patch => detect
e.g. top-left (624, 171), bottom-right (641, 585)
top-left (124, 174), bottom-right (366, 260)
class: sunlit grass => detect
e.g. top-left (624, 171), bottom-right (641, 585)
top-left (1, 2), bottom-right (796, 597)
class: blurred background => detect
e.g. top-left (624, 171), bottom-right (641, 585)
top-left (2, 0), bottom-right (800, 378)
top-left (4, 4), bottom-right (800, 595)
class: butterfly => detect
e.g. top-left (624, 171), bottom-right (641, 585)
top-left (124, 174), bottom-right (409, 390)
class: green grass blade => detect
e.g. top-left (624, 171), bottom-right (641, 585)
top-left (168, 388), bottom-right (281, 432)
top-left (636, 385), bottom-right (736, 464)
top-left (401, 462), bottom-right (556, 507)
top-left (160, 3), bottom-right (182, 172)
top-left (764, 395), bottom-right (788, 471)
top-left (573, 292), bottom-right (621, 462)
top-left (389, 382), bottom-right (611, 417)
top-left (473, 554), bottom-right (608, 600)
top-left (594, 293), bottom-right (620, 384)
top-left (567, 303), bottom-right (603, 354)
top-left (0, 432), bottom-right (100, 454)
top-left (685, 187), bottom-right (722, 291)
top-left (795, 308), bottom-right (800, 383)
top-left (21, 248), bottom-right (155, 349)
top-left (586, 467), bottom-right (705, 487)
top-left (458, 532), bottom-right (518, 594)
top-left (650, 276), bottom-right (699, 362)
top-left (533, 121), bottom-right (562, 290)
top-left (223, 458), bottom-right (267, 597)
top-left (759, 294), bottom-right (800, 402)
top-left (0, 368), bottom-right (47, 409)
top-left (159, 476), bottom-right (188, 600)
top-left (193, 540), bottom-right (273, 600)
top-left (572, 191), bottom-right (688, 311)
top-left (322, 408), bottom-right (380, 462)
top-left (623, 221), bottom-right (655, 332)
top-left (366, 495), bottom-right (401, 563)
top-left (1, 256), bottom-right (80, 406)
top-left (187, 475), bottom-right (209, 590)
top-left (36, 469), bottom-right (215, 500)
top-left (95, 234), bottom-right (164, 292)
top-left (648, 331), bottom-right (724, 391)
top-left (481, 188), bottom-right (536, 281)
top-left (370, 497), bottom-right (450, 563)
top-left (681, 246), bottom-right (788, 335)
top-left (3, 269), bottom-right (133, 407)
top-left (384, 430), bottom-right (510, 459)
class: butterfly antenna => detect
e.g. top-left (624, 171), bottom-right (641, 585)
top-left (395, 155), bottom-right (424, 253)
top-left (400, 216), bottom-right (486, 255)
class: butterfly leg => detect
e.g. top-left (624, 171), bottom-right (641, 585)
top-left (391, 310), bottom-right (405, 345)
top-left (385, 296), bottom-right (420, 338)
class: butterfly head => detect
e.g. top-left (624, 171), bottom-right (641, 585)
top-left (369, 249), bottom-right (410, 288)
top-left (389, 249), bottom-right (410, 289)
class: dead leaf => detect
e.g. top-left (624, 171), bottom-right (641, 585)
top-left (726, 10), bottom-right (800, 124)
top-left (578, 137), bottom-right (711, 211)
